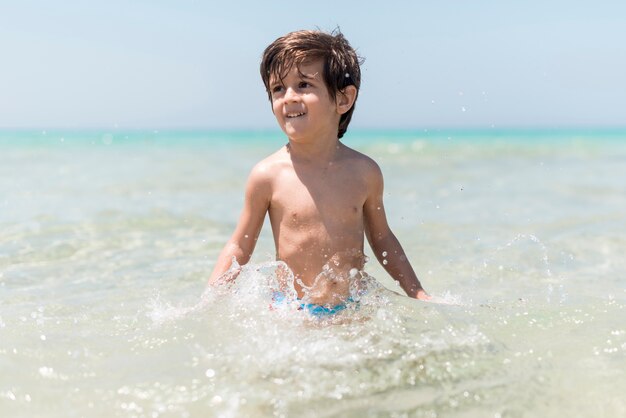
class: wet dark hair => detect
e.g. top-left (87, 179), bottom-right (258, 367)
top-left (260, 29), bottom-right (363, 139)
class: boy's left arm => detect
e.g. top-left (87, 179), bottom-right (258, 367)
top-left (363, 162), bottom-right (430, 300)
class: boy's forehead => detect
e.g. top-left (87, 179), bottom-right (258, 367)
top-left (298, 59), bottom-right (324, 75)
top-left (270, 58), bottom-right (323, 83)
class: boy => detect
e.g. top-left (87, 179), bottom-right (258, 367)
top-left (208, 29), bottom-right (429, 309)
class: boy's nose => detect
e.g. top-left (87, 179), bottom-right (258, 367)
top-left (284, 87), bottom-right (300, 102)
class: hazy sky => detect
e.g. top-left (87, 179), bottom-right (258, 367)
top-left (1, 0), bottom-right (625, 129)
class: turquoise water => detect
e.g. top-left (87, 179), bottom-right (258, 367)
top-left (1, 129), bottom-right (625, 417)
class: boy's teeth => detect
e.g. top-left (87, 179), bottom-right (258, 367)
top-left (287, 112), bottom-right (304, 118)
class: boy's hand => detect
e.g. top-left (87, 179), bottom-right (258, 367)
top-left (415, 289), bottom-right (431, 301)
top-left (209, 267), bottom-right (241, 287)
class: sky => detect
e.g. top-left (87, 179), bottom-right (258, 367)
top-left (1, 0), bottom-right (625, 130)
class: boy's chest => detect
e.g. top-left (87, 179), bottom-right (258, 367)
top-left (270, 168), bottom-right (368, 223)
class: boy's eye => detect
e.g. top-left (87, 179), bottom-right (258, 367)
top-left (271, 85), bottom-right (284, 93)
top-left (299, 81), bottom-right (310, 88)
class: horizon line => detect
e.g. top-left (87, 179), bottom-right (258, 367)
top-left (1, 125), bottom-right (626, 133)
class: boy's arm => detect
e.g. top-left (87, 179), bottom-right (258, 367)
top-left (207, 163), bottom-right (271, 285)
top-left (363, 162), bottom-right (430, 300)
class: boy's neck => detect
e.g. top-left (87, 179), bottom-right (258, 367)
top-left (286, 135), bottom-right (342, 164)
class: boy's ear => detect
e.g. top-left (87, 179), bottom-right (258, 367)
top-left (336, 85), bottom-right (357, 115)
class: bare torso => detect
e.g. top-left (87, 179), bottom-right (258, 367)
top-left (263, 143), bottom-right (371, 304)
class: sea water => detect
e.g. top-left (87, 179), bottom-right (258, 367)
top-left (0, 129), bottom-right (625, 417)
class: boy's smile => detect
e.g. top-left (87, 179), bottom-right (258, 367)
top-left (269, 59), bottom-right (341, 143)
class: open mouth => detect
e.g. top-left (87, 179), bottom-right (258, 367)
top-left (286, 112), bottom-right (305, 118)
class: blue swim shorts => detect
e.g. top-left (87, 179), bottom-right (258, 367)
top-left (271, 291), bottom-right (354, 317)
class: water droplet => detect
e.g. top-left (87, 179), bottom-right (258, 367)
top-left (382, 259), bottom-right (388, 265)
top-left (39, 366), bottom-right (54, 377)
top-left (382, 251), bottom-right (388, 257)
top-left (40, 335), bottom-right (46, 341)
top-left (205, 369), bottom-right (215, 378)
top-left (101, 134), bottom-right (113, 145)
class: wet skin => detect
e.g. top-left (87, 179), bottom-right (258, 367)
top-left (208, 59), bottom-right (428, 304)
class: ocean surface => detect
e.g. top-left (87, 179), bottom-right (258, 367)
top-left (1, 129), bottom-right (625, 417)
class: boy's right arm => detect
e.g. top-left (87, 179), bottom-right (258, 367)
top-left (207, 163), bottom-right (271, 285)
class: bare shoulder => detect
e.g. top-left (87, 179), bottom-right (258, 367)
top-left (248, 146), bottom-right (290, 184)
top-left (340, 144), bottom-right (383, 180)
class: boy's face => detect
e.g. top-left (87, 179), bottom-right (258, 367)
top-left (269, 59), bottom-right (341, 142)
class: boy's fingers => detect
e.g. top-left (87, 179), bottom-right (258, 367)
top-left (416, 290), bottom-right (431, 300)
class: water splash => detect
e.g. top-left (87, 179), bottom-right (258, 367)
top-left (476, 233), bottom-right (566, 303)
